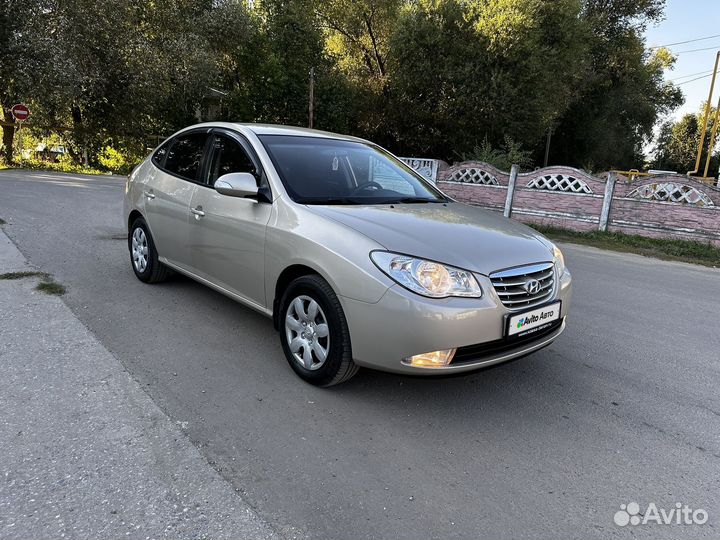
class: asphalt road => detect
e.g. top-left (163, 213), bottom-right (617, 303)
top-left (1, 168), bottom-right (719, 539)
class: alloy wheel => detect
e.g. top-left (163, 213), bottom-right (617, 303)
top-left (284, 295), bottom-right (330, 370)
top-left (131, 227), bottom-right (149, 273)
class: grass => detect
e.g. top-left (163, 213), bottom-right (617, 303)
top-left (0, 271), bottom-right (49, 280)
top-left (4, 160), bottom-right (106, 176)
top-left (0, 159), bottom-right (105, 175)
top-left (530, 224), bottom-right (720, 268)
top-left (0, 270), bottom-right (66, 295)
top-left (35, 281), bottom-right (67, 295)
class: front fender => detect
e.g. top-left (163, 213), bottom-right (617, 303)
top-left (264, 199), bottom-right (393, 306)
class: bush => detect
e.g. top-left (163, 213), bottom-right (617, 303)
top-left (95, 139), bottom-right (146, 175)
top-left (19, 156), bottom-right (104, 175)
top-left (458, 135), bottom-right (534, 171)
top-left (97, 145), bottom-right (130, 174)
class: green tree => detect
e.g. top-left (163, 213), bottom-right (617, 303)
top-left (318, 0), bottom-right (400, 85)
top-left (549, 0), bottom-right (683, 170)
top-left (385, 0), bottom-right (588, 159)
top-left (0, 0), bottom-right (49, 162)
top-left (49, 0), bottom-right (215, 142)
top-left (1, 0), bottom-right (686, 171)
top-left (652, 106), bottom-right (720, 175)
top-left (314, 0), bottom-right (402, 142)
top-left (2, 0), bottom-right (217, 163)
top-left (202, 0), bottom-right (356, 133)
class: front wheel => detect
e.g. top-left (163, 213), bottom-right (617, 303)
top-left (278, 275), bottom-right (358, 386)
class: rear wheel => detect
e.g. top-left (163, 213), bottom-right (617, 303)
top-left (129, 217), bottom-right (172, 283)
top-left (279, 275), bottom-right (358, 386)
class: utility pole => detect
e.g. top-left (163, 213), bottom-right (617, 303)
top-left (308, 67), bottom-right (315, 129)
top-left (543, 127), bottom-right (553, 168)
top-left (689, 50), bottom-right (719, 177)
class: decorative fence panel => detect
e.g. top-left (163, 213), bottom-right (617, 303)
top-left (609, 175), bottom-right (720, 244)
top-left (399, 157), bottom-right (444, 183)
top-left (436, 162), bottom-right (720, 246)
top-left (512, 167), bottom-right (607, 231)
top-left (437, 161), bottom-right (508, 212)
top-left (441, 161), bottom-right (509, 185)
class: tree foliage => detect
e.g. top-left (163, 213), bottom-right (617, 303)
top-left (386, 0), bottom-right (588, 157)
top-left (549, 0), bottom-right (683, 170)
top-left (0, 0), bottom-right (687, 172)
top-left (652, 105), bottom-right (720, 175)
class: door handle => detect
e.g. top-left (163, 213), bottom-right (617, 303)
top-left (143, 190), bottom-right (155, 199)
top-left (190, 206), bottom-right (205, 217)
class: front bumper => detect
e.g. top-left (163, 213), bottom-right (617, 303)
top-left (340, 270), bottom-right (572, 375)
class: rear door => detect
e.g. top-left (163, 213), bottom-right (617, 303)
top-left (144, 130), bottom-right (210, 270)
top-left (188, 129), bottom-right (272, 308)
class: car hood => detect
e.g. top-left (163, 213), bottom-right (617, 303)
top-left (305, 202), bottom-right (553, 275)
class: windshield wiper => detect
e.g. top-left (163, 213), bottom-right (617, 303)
top-left (296, 197), bottom-right (365, 205)
top-left (296, 196), bottom-right (447, 205)
top-left (383, 197), bottom-right (444, 204)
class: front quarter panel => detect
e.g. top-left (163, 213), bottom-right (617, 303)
top-left (265, 198), bottom-right (394, 306)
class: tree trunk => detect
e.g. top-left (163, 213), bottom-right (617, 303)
top-left (69, 103), bottom-right (85, 165)
top-left (1, 107), bottom-right (15, 164)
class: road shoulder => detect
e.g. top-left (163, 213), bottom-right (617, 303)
top-left (0, 229), bottom-right (277, 539)
top-left (558, 241), bottom-right (720, 274)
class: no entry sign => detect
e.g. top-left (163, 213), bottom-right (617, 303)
top-left (11, 103), bottom-right (30, 122)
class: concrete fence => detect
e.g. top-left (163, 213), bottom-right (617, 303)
top-left (430, 162), bottom-right (720, 246)
top-left (399, 157), bottom-right (440, 183)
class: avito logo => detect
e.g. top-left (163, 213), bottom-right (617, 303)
top-left (614, 501), bottom-right (708, 527)
top-left (516, 309), bottom-right (555, 329)
top-left (517, 314), bottom-right (539, 328)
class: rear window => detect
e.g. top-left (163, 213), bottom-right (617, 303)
top-left (164, 132), bottom-right (209, 181)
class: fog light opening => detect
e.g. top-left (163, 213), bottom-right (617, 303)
top-left (404, 348), bottom-right (457, 368)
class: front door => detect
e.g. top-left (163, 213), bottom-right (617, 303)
top-left (188, 131), bottom-right (272, 309)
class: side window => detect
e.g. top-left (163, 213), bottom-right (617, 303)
top-left (164, 132), bottom-right (209, 181)
top-left (152, 140), bottom-right (171, 167)
top-left (207, 134), bottom-right (257, 186)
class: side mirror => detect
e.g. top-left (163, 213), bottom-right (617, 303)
top-left (214, 172), bottom-right (259, 198)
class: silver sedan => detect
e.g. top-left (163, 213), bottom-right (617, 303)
top-left (124, 123), bottom-right (572, 386)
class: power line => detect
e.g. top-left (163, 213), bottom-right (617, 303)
top-left (669, 69), bottom-right (714, 81)
top-left (675, 73), bottom-right (714, 85)
top-left (649, 33), bottom-right (720, 49)
top-left (674, 45), bottom-right (720, 54)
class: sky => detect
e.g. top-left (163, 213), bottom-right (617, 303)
top-left (645, 0), bottom-right (720, 122)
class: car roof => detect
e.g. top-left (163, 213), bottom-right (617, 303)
top-left (185, 122), bottom-right (369, 143)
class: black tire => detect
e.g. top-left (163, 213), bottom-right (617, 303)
top-left (278, 275), bottom-right (359, 387)
top-left (128, 217), bottom-right (172, 283)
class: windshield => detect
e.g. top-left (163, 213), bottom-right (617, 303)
top-left (258, 135), bottom-right (447, 205)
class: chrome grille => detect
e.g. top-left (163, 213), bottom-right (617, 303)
top-left (490, 262), bottom-right (556, 311)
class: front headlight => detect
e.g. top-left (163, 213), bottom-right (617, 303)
top-left (370, 251), bottom-right (482, 298)
top-left (553, 245), bottom-right (566, 275)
